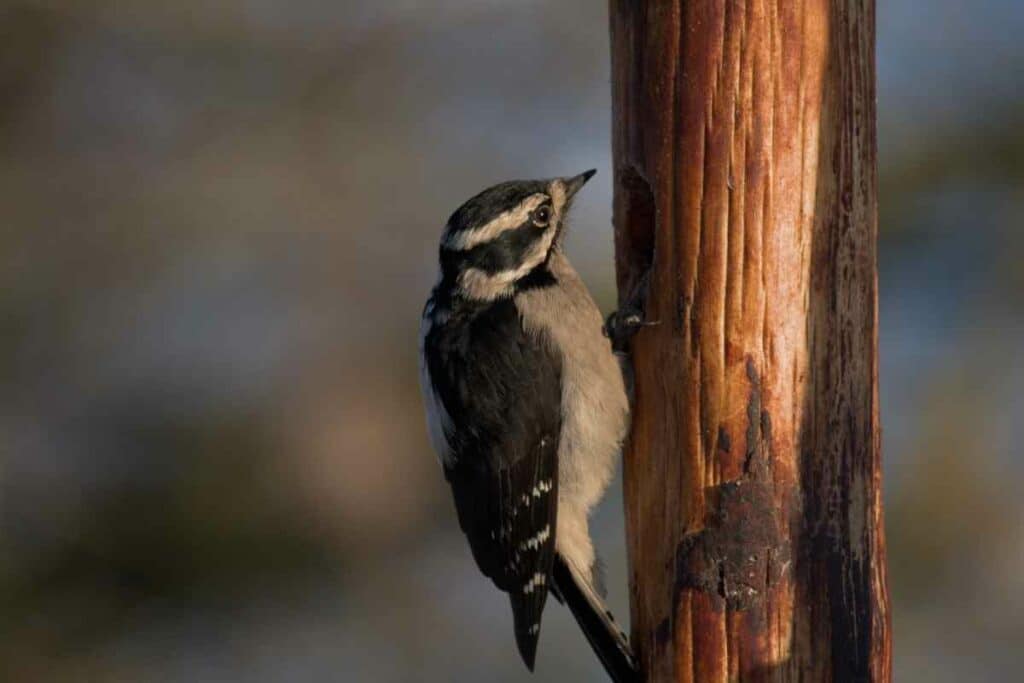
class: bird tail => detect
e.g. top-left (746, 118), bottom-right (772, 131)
top-left (509, 588), bottom-right (548, 671)
top-left (551, 553), bottom-right (641, 682)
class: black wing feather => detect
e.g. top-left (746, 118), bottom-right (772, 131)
top-left (424, 296), bottom-right (561, 668)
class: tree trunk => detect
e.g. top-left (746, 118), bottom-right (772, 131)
top-left (609, 1), bottom-right (891, 680)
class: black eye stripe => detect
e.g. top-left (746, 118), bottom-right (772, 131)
top-left (442, 218), bottom-right (550, 275)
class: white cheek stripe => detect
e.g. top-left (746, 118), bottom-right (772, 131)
top-left (444, 194), bottom-right (548, 251)
top-left (458, 222), bottom-right (559, 301)
top-left (454, 181), bottom-right (569, 301)
top-left (458, 267), bottom-right (517, 301)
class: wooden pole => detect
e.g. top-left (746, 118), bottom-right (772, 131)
top-left (609, 1), bottom-right (891, 680)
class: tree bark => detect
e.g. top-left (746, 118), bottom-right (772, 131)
top-left (609, 1), bottom-right (891, 681)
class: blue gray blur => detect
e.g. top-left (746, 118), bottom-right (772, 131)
top-left (1, 1), bottom-right (1022, 681)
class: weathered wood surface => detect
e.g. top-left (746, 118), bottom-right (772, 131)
top-left (609, 1), bottom-right (891, 680)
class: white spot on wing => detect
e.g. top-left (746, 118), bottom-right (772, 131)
top-left (523, 571), bottom-right (547, 594)
top-left (520, 524), bottom-right (551, 552)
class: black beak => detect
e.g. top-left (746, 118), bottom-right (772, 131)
top-left (563, 168), bottom-right (597, 199)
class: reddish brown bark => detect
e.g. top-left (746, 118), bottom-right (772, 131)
top-left (609, 1), bottom-right (891, 680)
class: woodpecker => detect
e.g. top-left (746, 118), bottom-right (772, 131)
top-left (419, 170), bottom-right (640, 679)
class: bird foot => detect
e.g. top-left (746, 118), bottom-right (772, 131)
top-left (603, 270), bottom-right (657, 354)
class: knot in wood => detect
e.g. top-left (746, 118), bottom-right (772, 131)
top-left (675, 477), bottom-right (787, 611)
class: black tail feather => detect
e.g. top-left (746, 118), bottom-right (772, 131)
top-left (510, 589), bottom-right (547, 671)
top-left (551, 553), bottom-right (642, 682)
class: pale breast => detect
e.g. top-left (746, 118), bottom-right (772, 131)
top-left (515, 252), bottom-right (629, 499)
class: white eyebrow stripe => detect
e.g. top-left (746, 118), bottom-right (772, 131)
top-left (443, 193), bottom-right (548, 251)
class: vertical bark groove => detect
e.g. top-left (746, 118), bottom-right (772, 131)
top-left (610, 1), bottom-right (891, 680)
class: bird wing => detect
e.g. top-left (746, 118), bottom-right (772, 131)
top-left (421, 296), bottom-right (561, 669)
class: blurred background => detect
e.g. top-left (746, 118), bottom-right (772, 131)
top-left (1, 1), bottom-right (1021, 681)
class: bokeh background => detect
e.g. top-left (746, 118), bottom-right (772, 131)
top-left (2, 1), bottom-right (1021, 681)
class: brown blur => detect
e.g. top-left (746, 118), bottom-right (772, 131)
top-left (1, 2), bottom-right (1022, 681)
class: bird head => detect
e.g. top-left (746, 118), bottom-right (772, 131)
top-left (438, 170), bottom-right (596, 301)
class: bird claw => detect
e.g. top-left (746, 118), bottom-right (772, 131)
top-left (604, 268), bottom-right (656, 354)
top-left (603, 308), bottom-right (657, 353)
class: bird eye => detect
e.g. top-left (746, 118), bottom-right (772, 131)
top-left (532, 205), bottom-right (552, 227)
